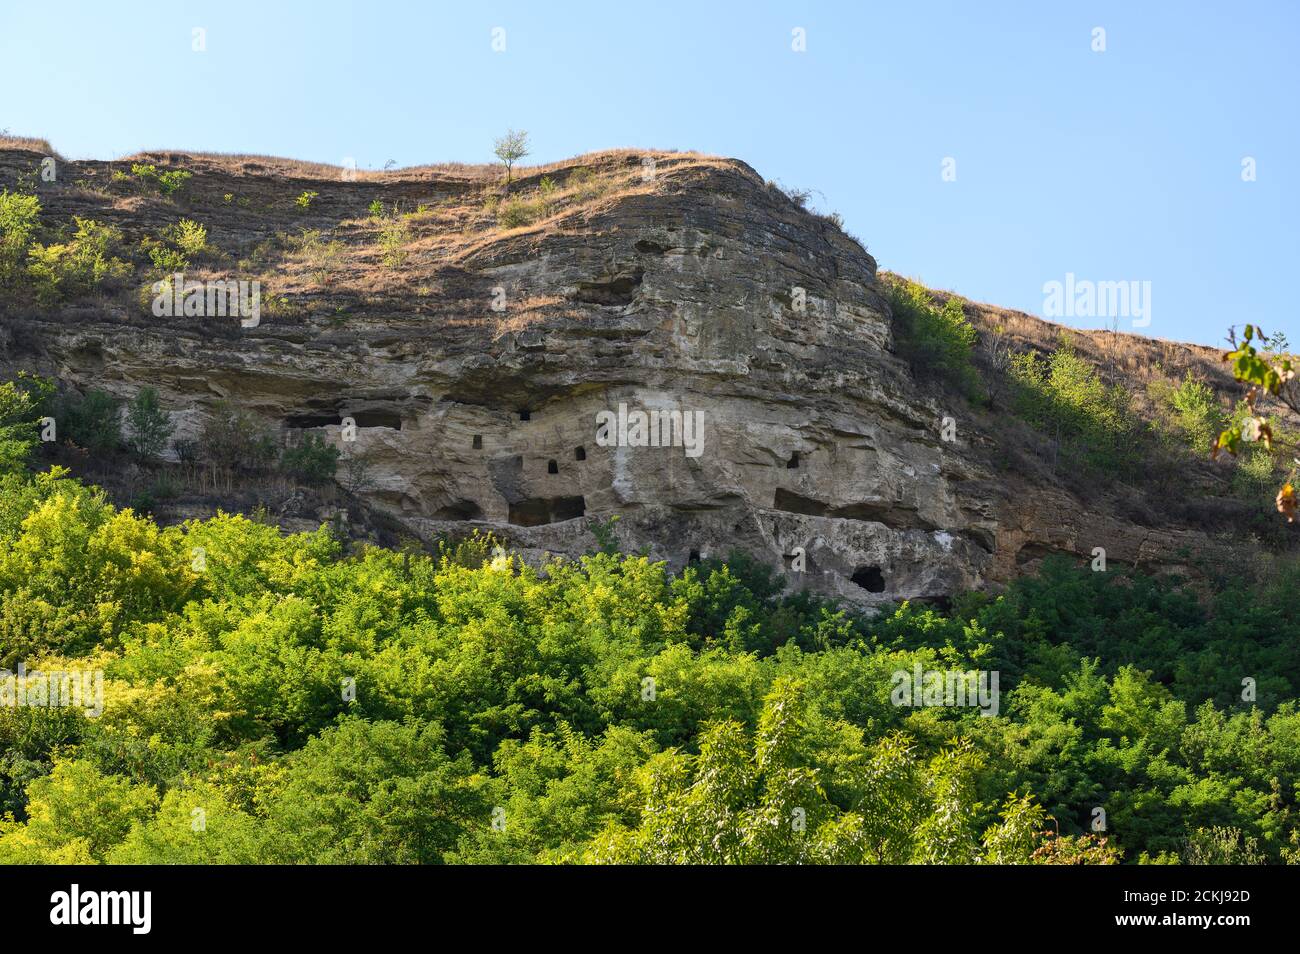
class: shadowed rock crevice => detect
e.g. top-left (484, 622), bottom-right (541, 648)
top-left (575, 267), bottom-right (644, 306)
top-left (508, 496), bottom-right (586, 526)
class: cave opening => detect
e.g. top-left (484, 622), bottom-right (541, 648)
top-left (850, 565), bottom-right (886, 593)
top-left (574, 446), bottom-right (586, 461)
top-left (472, 435), bottom-right (483, 449)
top-left (787, 451), bottom-right (800, 469)
top-left (433, 500), bottom-right (484, 521)
top-left (547, 459), bottom-right (558, 474)
top-left (507, 495), bottom-right (586, 526)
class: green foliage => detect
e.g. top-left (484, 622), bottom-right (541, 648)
top-left (0, 189), bottom-right (41, 285)
top-left (124, 387), bottom-right (174, 459)
top-left (1215, 325), bottom-right (1300, 520)
top-left (887, 280), bottom-right (982, 400)
top-left (199, 401), bottom-right (278, 471)
top-left (295, 191), bottom-right (318, 210)
top-left (164, 219), bottom-right (208, 258)
top-left (0, 453), bottom-right (1297, 865)
top-left (376, 213), bottom-right (411, 268)
top-left (60, 389), bottom-right (122, 454)
top-left (280, 433), bottom-right (341, 484)
top-left (127, 163), bottom-right (191, 196)
top-left (1150, 372), bottom-right (1222, 453)
top-left (141, 219), bottom-right (208, 274)
top-left (1009, 340), bottom-right (1139, 476)
top-left (0, 373), bottom-right (54, 475)
top-left (26, 217), bottom-right (131, 302)
top-left (498, 194), bottom-right (542, 229)
top-left (493, 129), bottom-right (530, 182)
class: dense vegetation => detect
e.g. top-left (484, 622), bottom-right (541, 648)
top-left (0, 444), bottom-right (1298, 862)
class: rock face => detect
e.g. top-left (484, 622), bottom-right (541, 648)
top-left (0, 146), bottom-right (1253, 605)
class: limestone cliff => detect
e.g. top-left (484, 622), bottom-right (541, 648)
top-left (0, 143), bottom-right (1277, 605)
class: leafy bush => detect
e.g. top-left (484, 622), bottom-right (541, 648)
top-left (124, 387), bottom-right (174, 459)
top-left (0, 189), bottom-right (40, 285)
top-left (142, 219), bottom-right (208, 274)
top-left (199, 401), bottom-right (279, 471)
top-left (497, 195), bottom-right (541, 229)
top-left (60, 389), bottom-right (122, 454)
top-left (296, 191), bottom-right (318, 210)
top-left (1150, 371), bottom-right (1222, 452)
top-left (26, 218), bottom-right (131, 302)
top-left (126, 163), bottom-right (191, 196)
top-left (280, 433), bottom-right (341, 484)
top-left (376, 215), bottom-right (411, 268)
top-left (887, 280), bottom-right (982, 400)
top-left (1009, 340), bottom-right (1138, 476)
top-left (0, 373), bottom-right (54, 474)
top-left (164, 219), bottom-right (208, 258)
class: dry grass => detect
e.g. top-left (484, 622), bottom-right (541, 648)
top-left (103, 146), bottom-right (729, 187)
top-left (491, 296), bottom-right (577, 339)
top-left (0, 134), bottom-right (58, 157)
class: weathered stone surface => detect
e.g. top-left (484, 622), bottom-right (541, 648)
top-left (0, 147), bottom-right (1258, 605)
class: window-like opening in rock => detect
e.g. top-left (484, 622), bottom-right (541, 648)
top-left (574, 446), bottom-right (586, 461)
top-left (433, 500), bottom-right (484, 521)
top-left (547, 459), bottom-right (558, 474)
top-left (472, 434), bottom-right (483, 449)
top-left (688, 549), bottom-right (701, 563)
top-left (773, 488), bottom-right (829, 516)
top-left (507, 495), bottom-right (586, 526)
top-left (850, 565), bottom-right (886, 593)
top-left (519, 409), bottom-right (531, 421)
top-left (786, 451), bottom-right (800, 469)
top-left (285, 412), bottom-right (338, 429)
top-left (350, 410), bottom-right (403, 429)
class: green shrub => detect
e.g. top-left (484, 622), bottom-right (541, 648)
top-left (296, 191), bottom-right (318, 210)
top-left (281, 433), bottom-right (341, 484)
top-left (164, 219), bottom-right (208, 258)
top-left (0, 189), bottom-right (40, 286)
top-left (376, 215), bottom-right (411, 268)
top-left (61, 389), bottom-right (122, 454)
top-left (1009, 340), bottom-right (1138, 475)
top-left (26, 217), bottom-right (131, 302)
top-left (498, 194), bottom-right (544, 229)
top-left (200, 401), bottom-right (278, 471)
top-left (887, 280), bottom-right (982, 400)
top-left (142, 219), bottom-right (209, 274)
top-left (127, 163), bottom-right (191, 196)
top-left (1150, 372), bottom-right (1222, 453)
top-left (124, 387), bottom-right (174, 459)
top-left (0, 373), bottom-right (54, 474)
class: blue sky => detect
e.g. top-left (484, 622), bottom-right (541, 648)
top-left (2, 0), bottom-right (1294, 346)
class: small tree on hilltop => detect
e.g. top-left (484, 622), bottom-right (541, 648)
top-left (493, 130), bottom-right (530, 184)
